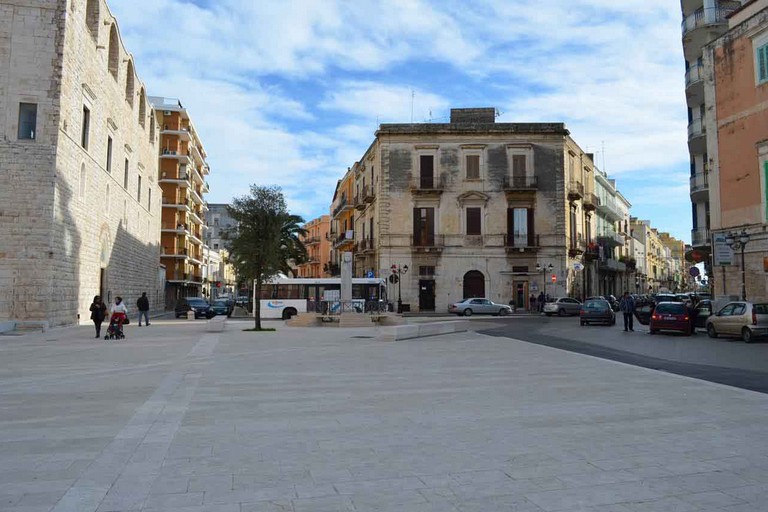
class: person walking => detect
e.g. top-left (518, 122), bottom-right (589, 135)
top-left (619, 291), bottom-right (636, 332)
top-left (538, 291), bottom-right (545, 313)
top-left (89, 295), bottom-right (107, 338)
top-left (529, 293), bottom-right (536, 313)
top-left (136, 292), bottom-right (150, 326)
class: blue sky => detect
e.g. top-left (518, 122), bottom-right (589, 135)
top-left (110, 0), bottom-right (692, 242)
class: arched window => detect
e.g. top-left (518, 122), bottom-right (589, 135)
top-left (462, 270), bottom-right (485, 300)
top-left (79, 163), bottom-right (87, 200)
top-left (107, 24), bottom-right (119, 80)
top-left (86, 0), bottom-right (99, 40)
top-left (138, 88), bottom-right (146, 128)
top-left (125, 60), bottom-right (135, 107)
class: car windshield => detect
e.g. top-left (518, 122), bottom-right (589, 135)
top-left (187, 299), bottom-right (207, 306)
top-left (585, 300), bottom-right (608, 310)
top-left (754, 304), bottom-right (768, 315)
top-left (213, 300), bottom-right (227, 306)
top-left (655, 303), bottom-right (686, 314)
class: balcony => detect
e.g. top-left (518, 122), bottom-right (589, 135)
top-left (304, 236), bottom-right (320, 245)
top-left (685, 64), bottom-right (705, 104)
top-left (597, 230), bottom-right (624, 248)
top-left (690, 172), bottom-right (709, 201)
top-left (568, 234), bottom-right (586, 257)
top-left (685, 64), bottom-right (703, 88)
top-left (332, 197), bottom-right (353, 218)
top-left (354, 193), bottom-right (365, 211)
top-left (584, 240), bottom-right (600, 261)
top-left (161, 222), bottom-right (188, 234)
top-left (567, 181), bottom-right (584, 201)
top-left (681, 6), bottom-right (739, 37)
top-left (410, 177), bottom-right (443, 196)
top-left (159, 171), bottom-right (190, 186)
top-left (411, 234), bottom-right (444, 253)
top-left (504, 233), bottom-right (540, 253)
top-left (357, 238), bottom-right (376, 254)
top-left (160, 127), bottom-right (191, 141)
top-left (162, 197), bottom-right (190, 211)
top-left (599, 259), bottom-right (627, 273)
top-left (691, 227), bottom-right (710, 248)
top-left (583, 192), bottom-right (599, 212)
top-left (363, 184), bottom-right (375, 203)
top-left (160, 148), bottom-right (193, 165)
top-left (687, 118), bottom-right (705, 140)
top-left (502, 175), bottom-right (538, 195)
top-left (161, 247), bottom-right (188, 258)
top-left (333, 230), bottom-right (355, 249)
top-left (597, 197), bottom-right (623, 222)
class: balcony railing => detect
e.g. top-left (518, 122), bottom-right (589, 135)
top-left (357, 238), bottom-right (375, 252)
top-left (567, 181), bottom-right (584, 201)
top-left (332, 197), bottom-right (352, 218)
top-left (599, 259), bottom-right (627, 273)
top-left (162, 247), bottom-right (188, 256)
top-left (691, 227), bottom-right (710, 247)
top-left (690, 172), bottom-right (709, 197)
top-left (411, 234), bottom-right (444, 250)
top-left (583, 192), bottom-right (599, 211)
top-left (685, 64), bottom-right (704, 87)
top-left (354, 193), bottom-right (365, 210)
top-left (598, 229), bottom-right (624, 248)
top-left (597, 197), bottom-right (623, 222)
top-left (504, 233), bottom-right (539, 250)
top-left (304, 236), bottom-right (320, 245)
top-left (681, 6), bottom-right (740, 36)
top-left (410, 177), bottom-right (443, 193)
top-left (363, 184), bottom-right (375, 203)
top-left (568, 234), bottom-right (586, 256)
top-left (333, 230), bottom-right (354, 247)
top-left (687, 118), bottom-right (705, 139)
top-left (502, 175), bottom-right (538, 190)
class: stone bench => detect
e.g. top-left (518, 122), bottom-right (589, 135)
top-left (206, 317), bottom-right (226, 333)
top-left (378, 320), bottom-right (469, 341)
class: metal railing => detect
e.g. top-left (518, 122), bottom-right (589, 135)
top-left (681, 6), bottom-right (739, 36)
top-left (690, 172), bottom-right (709, 195)
top-left (687, 118), bottom-right (705, 139)
top-left (411, 177), bottom-right (443, 191)
top-left (411, 234), bottom-right (445, 248)
top-left (502, 175), bottom-right (538, 190)
top-left (685, 64), bottom-right (703, 87)
top-left (568, 181), bottom-right (584, 199)
top-left (691, 227), bottom-right (710, 247)
top-left (504, 233), bottom-right (539, 248)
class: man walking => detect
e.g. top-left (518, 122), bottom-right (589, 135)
top-left (136, 292), bottom-right (150, 326)
top-left (619, 292), bottom-right (635, 332)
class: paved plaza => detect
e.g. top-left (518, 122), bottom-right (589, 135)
top-left (1, 319), bottom-right (768, 511)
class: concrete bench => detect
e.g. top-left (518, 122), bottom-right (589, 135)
top-left (378, 320), bottom-right (469, 341)
top-left (206, 317), bottom-right (226, 333)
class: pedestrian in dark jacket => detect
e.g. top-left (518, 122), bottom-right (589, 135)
top-left (136, 292), bottom-right (150, 326)
top-left (619, 292), bottom-right (636, 332)
top-left (89, 295), bottom-right (107, 338)
top-left (538, 291), bottom-right (546, 312)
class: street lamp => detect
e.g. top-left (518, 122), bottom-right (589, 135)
top-left (725, 230), bottom-right (750, 300)
top-left (391, 264), bottom-right (409, 313)
top-left (536, 263), bottom-right (554, 299)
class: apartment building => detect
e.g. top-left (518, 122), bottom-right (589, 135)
top-left (0, 0), bottom-right (165, 327)
top-left (680, 0), bottom-right (746, 262)
top-left (205, 203), bottom-right (236, 251)
top-left (339, 108), bottom-right (601, 313)
top-left (704, 1), bottom-right (768, 301)
top-left (593, 170), bottom-right (633, 297)
top-left (660, 233), bottom-right (688, 292)
top-left (149, 97), bottom-right (210, 306)
top-left (296, 215), bottom-right (331, 278)
top-left (329, 169), bottom-right (356, 274)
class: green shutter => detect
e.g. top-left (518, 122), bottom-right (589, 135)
top-left (760, 45), bottom-right (768, 83)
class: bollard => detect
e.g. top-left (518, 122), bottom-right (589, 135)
top-left (187, 311), bottom-right (195, 320)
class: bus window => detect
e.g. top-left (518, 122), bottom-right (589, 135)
top-left (352, 284), bottom-right (364, 299)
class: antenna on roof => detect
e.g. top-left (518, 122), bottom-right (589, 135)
top-left (495, 108), bottom-right (502, 118)
top-left (410, 89), bottom-right (415, 123)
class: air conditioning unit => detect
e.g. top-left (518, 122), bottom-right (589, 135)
top-left (164, 111), bottom-right (171, 116)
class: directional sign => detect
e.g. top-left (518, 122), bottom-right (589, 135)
top-left (689, 266), bottom-right (700, 278)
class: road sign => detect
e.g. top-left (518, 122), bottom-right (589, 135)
top-left (366, 270), bottom-right (375, 278)
top-left (689, 266), bottom-right (700, 277)
top-left (388, 274), bottom-right (398, 284)
top-left (712, 233), bottom-right (732, 266)
top-left (551, 274), bottom-right (557, 283)
top-left (573, 263), bottom-right (584, 271)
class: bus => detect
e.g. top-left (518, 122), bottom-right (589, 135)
top-left (255, 277), bottom-right (388, 319)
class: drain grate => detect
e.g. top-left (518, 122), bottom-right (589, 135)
top-left (351, 335), bottom-right (375, 339)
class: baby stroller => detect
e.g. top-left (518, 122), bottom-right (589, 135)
top-left (104, 313), bottom-right (126, 340)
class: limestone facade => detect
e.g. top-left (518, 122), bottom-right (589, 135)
top-left (296, 215), bottom-right (331, 278)
top-left (0, 0), bottom-right (164, 326)
top-left (345, 108), bottom-right (600, 313)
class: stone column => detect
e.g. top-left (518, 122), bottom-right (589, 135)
top-left (340, 252), bottom-right (353, 305)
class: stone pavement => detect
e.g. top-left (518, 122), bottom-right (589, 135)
top-left (1, 319), bottom-right (768, 511)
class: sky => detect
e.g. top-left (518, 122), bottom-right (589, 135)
top-left (110, 0), bottom-right (692, 243)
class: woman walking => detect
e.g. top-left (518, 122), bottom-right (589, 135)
top-left (89, 295), bottom-right (107, 338)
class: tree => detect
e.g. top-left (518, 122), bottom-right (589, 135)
top-left (224, 186), bottom-right (306, 330)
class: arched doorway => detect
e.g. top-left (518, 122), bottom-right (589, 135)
top-left (463, 270), bottom-right (485, 299)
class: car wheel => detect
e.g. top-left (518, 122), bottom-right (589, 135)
top-left (498, 309), bottom-right (508, 316)
top-left (707, 324), bottom-right (718, 339)
top-left (742, 327), bottom-right (753, 343)
top-left (282, 308), bottom-right (297, 320)
top-left (463, 309), bottom-right (473, 317)
top-left (558, 308), bottom-right (566, 317)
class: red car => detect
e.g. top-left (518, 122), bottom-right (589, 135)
top-left (650, 302), bottom-right (692, 336)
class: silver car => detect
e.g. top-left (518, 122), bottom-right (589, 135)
top-left (543, 297), bottom-right (582, 317)
top-left (449, 298), bottom-right (512, 316)
top-left (706, 301), bottom-right (768, 343)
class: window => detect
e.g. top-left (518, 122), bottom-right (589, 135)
top-left (125, 61), bottom-right (135, 107)
top-left (214, 243), bottom-right (219, 250)
top-left (419, 266), bottom-right (435, 276)
top-left (569, 205), bottom-right (577, 246)
top-left (419, 155), bottom-right (434, 189)
top-left (757, 42), bottom-right (768, 84)
top-left (148, 187), bottom-right (152, 212)
top-left (17, 103), bottom-right (37, 140)
top-left (81, 106), bottom-right (90, 149)
top-left (512, 154), bottom-right (526, 177)
top-left (507, 207), bottom-right (534, 247)
top-left (79, 164), bottom-right (87, 200)
top-left (107, 24), bottom-right (118, 79)
top-left (466, 207), bottom-right (481, 235)
top-left (137, 175), bottom-right (142, 202)
top-left (106, 136), bottom-right (113, 172)
top-left (123, 158), bottom-right (129, 189)
top-left (412, 207), bottom-right (435, 245)
top-left (466, 155), bottom-right (480, 179)
top-left (86, 0), bottom-right (99, 39)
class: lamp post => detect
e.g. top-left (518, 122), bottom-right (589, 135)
top-left (391, 264), bottom-right (409, 313)
top-left (536, 263), bottom-right (554, 300)
top-left (725, 230), bottom-right (750, 301)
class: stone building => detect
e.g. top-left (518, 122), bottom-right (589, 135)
top-left (149, 96), bottom-right (210, 306)
top-left (343, 108), bottom-right (599, 313)
top-left (205, 203), bottom-right (236, 251)
top-left (329, 168), bottom-right (355, 274)
top-left (296, 215), bottom-right (331, 278)
top-left (704, 0), bottom-right (768, 301)
top-left (0, 0), bottom-right (164, 327)
top-left (594, 169), bottom-right (633, 297)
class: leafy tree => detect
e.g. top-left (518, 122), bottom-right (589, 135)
top-left (224, 185), bottom-right (306, 330)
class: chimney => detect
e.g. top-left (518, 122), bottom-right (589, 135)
top-left (450, 108), bottom-right (496, 124)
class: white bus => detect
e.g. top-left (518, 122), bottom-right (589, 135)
top-left (255, 277), bottom-right (388, 319)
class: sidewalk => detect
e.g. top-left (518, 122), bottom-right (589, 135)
top-left (1, 320), bottom-right (767, 511)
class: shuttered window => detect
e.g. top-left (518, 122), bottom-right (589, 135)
top-left (507, 207), bottom-right (535, 246)
top-left (512, 154), bottom-right (526, 176)
top-left (466, 155), bottom-right (480, 179)
top-left (466, 207), bottom-right (481, 235)
top-left (413, 207), bottom-right (435, 245)
top-left (758, 44), bottom-right (768, 84)
top-left (420, 155), bottom-right (434, 189)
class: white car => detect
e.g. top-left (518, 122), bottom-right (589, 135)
top-left (543, 297), bottom-right (582, 316)
top-left (449, 298), bottom-right (512, 316)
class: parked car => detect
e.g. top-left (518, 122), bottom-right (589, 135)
top-left (543, 297), bottom-right (582, 317)
top-left (706, 301), bottom-right (768, 343)
top-left (210, 299), bottom-right (232, 317)
top-left (449, 298), bottom-right (512, 316)
top-left (580, 299), bottom-right (616, 326)
top-left (654, 293), bottom-right (682, 304)
top-left (650, 302), bottom-right (692, 336)
top-left (692, 299), bottom-right (713, 330)
top-left (175, 297), bottom-right (214, 319)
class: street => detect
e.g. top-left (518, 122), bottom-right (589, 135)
top-left (1, 319), bottom-right (768, 511)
